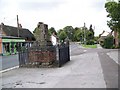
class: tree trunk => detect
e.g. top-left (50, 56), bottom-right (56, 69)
top-left (114, 30), bottom-right (119, 48)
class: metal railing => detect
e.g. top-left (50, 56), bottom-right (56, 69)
top-left (58, 43), bottom-right (70, 67)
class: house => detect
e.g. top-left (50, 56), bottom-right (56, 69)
top-left (98, 31), bottom-right (111, 44)
top-left (0, 23), bottom-right (35, 41)
top-left (0, 23), bottom-right (35, 55)
top-left (0, 36), bottom-right (25, 55)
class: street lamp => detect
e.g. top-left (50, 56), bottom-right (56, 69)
top-left (84, 23), bottom-right (86, 45)
top-left (17, 15), bottom-right (19, 37)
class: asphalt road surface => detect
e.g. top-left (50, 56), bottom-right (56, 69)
top-left (1, 54), bottom-right (19, 70)
top-left (70, 43), bottom-right (119, 88)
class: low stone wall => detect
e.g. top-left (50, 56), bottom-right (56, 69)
top-left (19, 43), bottom-right (70, 68)
top-left (19, 46), bottom-right (57, 68)
top-left (28, 50), bottom-right (56, 64)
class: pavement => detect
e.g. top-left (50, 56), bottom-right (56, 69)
top-left (97, 44), bottom-right (103, 49)
top-left (1, 43), bottom-right (119, 88)
top-left (107, 50), bottom-right (119, 65)
top-left (1, 52), bottom-right (106, 88)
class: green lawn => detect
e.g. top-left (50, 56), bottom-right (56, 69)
top-left (82, 44), bottom-right (97, 48)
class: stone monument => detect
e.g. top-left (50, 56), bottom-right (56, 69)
top-left (33, 22), bottom-right (51, 47)
top-left (28, 22), bottom-right (56, 67)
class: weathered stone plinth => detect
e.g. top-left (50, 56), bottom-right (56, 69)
top-left (25, 46), bottom-right (56, 67)
top-left (29, 50), bottom-right (56, 63)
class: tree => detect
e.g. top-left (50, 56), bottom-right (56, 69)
top-left (57, 29), bottom-right (67, 42)
top-left (48, 27), bottom-right (57, 35)
top-left (48, 27), bottom-right (57, 40)
top-left (86, 30), bottom-right (94, 41)
top-left (103, 36), bottom-right (114, 49)
top-left (63, 26), bottom-right (74, 41)
top-left (33, 27), bottom-right (40, 41)
top-left (105, 0), bottom-right (120, 48)
top-left (74, 28), bottom-right (84, 42)
top-left (89, 24), bottom-right (94, 39)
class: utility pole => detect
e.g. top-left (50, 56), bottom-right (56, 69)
top-left (84, 23), bottom-right (86, 45)
top-left (17, 15), bottom-right (19, 37)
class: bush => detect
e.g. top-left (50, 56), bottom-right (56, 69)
top-left (86, 40), bottom-right (94, 45)
top-left (102, 36), bottom-right (114, 49)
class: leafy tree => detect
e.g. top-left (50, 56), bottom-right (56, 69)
top-left (103, 36), bottom-right (114, 49)
top-left (94, 36), bottom-right (99, 43)
top-left (89, 24), bottom-right (94, 39)
top-left (48, 27), bottom-right (57, 35)
top-left (105, 1), bottom-right (120, 29)
top-left (74, 28), bottom-right (84, 42)
top-left (48, 27), bottom-right (57, 40)
top-left (33, 27), bottom-right (41, 41)
top-left (86, 30), bottom-right (94, 41)
top-left (73, 26), bottom-right (95, 44)
top-left (74, 27), bottom-right (79, 31)
top-left (105, 0), bottom-right (120, 47)
top-left (57, 29), bottom-right (67, 42)
top-left (63, 26), bottom-right (74, 41)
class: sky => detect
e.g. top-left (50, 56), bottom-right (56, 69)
top-left (0, 0), bottom-right (115, 36)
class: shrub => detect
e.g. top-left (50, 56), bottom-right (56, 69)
top-left (102, 36), bottom-right (114, 49)
top-left (86, 40), bottom-right (94, 45)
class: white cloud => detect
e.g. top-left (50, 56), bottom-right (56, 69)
top-left (0, 0), bottom-right (111, 36)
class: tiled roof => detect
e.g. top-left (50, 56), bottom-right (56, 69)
top-left (0, 24), bottom-right (35, 41)
top-left (101, 31), bottom-right (110, 36)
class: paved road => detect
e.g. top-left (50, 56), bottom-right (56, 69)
top-left (1, 54), bottom-right (19, 70)
top-left (70, 43), bottom-right (119, 88)
top-left (1, 43), bottom-right (119, 88)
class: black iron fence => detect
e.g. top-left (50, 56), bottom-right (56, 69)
top-left (58, 43), bottom-right (70, 67)
top-left (19, 49), bottom-right (29, 67)
top-left (18, 42), bottom-right (70, 67)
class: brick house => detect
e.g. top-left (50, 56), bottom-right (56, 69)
top-left (0, 23), bottom-right (35, 41)
top-left (0, 23), bottom-right (35, 55)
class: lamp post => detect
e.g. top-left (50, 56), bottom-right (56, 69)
top-left (17, 15), bottom-right (19, 37)
top-left (84, 23), bottom-right (86, 45)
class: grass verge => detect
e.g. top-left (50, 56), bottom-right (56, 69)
top-left (82, 44), bottom-right (97, 48)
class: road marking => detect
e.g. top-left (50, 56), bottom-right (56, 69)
top-left (0, 66), bottom-right (19, 73)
